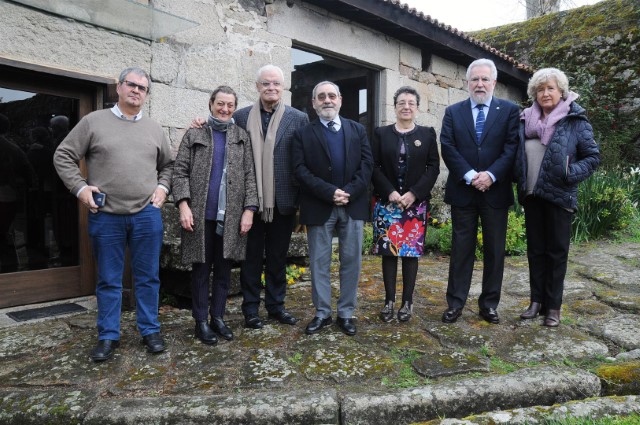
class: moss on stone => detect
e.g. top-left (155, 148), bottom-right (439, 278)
top-left (596, 361), bottom-right (640, 384)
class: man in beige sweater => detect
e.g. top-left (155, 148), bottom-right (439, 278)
top-left (54, 67), bottom-right (173, 362)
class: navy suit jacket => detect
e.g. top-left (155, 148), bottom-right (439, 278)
top-left (234, 104), bottom-right (309, 215)
top-left (292, 116), bottom-right (373, 226)
top-left (440, 97), bottom-right (519, 208)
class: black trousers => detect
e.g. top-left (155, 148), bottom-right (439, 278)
top-left (524, 196), bottom-right (572, 310)
top-left (191, 220), bottom-right (231, 320)
top-left (446, 197), bottom-right (508, 310)
top-left (240, 208), bottom-right (295, 316)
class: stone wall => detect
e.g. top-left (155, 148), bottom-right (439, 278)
top-left (0, 0), bottom-right (525, 163)
top-left (0, 0), bottom-right (527, 285)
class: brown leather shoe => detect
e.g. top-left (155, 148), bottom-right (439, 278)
top-left (543, 309), bottom-right (561, 327)
top-left (520, 302), bottom-right (543, 320)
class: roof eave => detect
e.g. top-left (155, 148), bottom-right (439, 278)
top-left (300, 0), bottom-right (531, 88)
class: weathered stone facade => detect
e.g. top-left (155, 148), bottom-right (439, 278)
top-left (0, 0), bottom-right (527, 298)
top-left (0, 0), bottom-right (525, 150)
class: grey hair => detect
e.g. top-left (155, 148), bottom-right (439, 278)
top-left (118, 67), bottom-right (151, 93)
top-left (209, 85), bottom-right (238, 108)
top-left (312, 81), bottom-right (341, 98)
top-left (256, 64), bottom-right (284, 82)
top-left (527, 67), bottom-right (570, 100)
top-left (393, 86), bottom-right (420, 106)
top-left (466, 58), bottom-right (498, 81)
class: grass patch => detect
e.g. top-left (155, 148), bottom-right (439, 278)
top-left (382, 348), bottom-right (430, 389)
top-left (489, 357), bottom-right (518, 374)
top-left (536, 415), bottom-right (640, 424)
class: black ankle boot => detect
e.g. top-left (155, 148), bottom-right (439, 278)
top-left (379, 301), bottom-right (394, 322)
top-left (397, 301), bottom-right (413, 322)
top-left (195, 320), bottom-right (218, 345)
top-left (211, 317), bottom-right (234, 341)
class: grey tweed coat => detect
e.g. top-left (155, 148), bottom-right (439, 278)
top-left (172, 124), bottom-right (258, 263)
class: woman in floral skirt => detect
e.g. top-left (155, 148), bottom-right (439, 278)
top-left (371, 86), bottom-right (440, 322)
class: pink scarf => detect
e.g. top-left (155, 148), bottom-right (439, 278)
top-left (521, 91), bottom-right (579, 146)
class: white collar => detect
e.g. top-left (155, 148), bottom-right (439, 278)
top-left (111, 104), bottom-right (143, 121)
top-left (320, 116), bottom-right (342, 129)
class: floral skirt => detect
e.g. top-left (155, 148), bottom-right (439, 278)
top-left (372, 199), bottom-right (429, 257)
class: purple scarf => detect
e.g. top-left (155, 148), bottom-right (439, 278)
top-left (521, 91), bottom-right (579, 146)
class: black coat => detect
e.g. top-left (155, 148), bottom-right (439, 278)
top-left (292, 117), bottom-right (373, 225)
top-left (371, 124), bottom-right (440, 202)
top-left (514, 101), bottom-right (600, 210)
top-left (440, 97), bottom-right (520, 208)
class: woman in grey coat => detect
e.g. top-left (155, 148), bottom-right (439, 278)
top-left (172, 86), bottom-right (258, 344)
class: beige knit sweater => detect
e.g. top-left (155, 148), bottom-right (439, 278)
top-left (54, 109), bottom-right (173, 214)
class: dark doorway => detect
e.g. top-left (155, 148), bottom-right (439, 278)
top-left (291, 47), bottom-right (378, 138)
top-left (0, 63), bottom-right (103, 308)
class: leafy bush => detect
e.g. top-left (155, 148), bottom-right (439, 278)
top-left (261, 264), bottom-right (306, 286)
top-left (505, 210), bottom-right (527, 256)
top-left (572, 169), bottom-right (637, 242)
top-left (362, 222), bottom-right (374, 255)
top-left (427, 211), bottom-right (527, 258)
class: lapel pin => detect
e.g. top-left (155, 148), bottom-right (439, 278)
top-left (414, 140), bottom-right (421, 147)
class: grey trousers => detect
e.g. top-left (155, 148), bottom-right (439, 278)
top-left (306, 206), bottom-right (363, 319)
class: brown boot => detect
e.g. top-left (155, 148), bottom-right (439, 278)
top-left (520, 302), bottom-right (543, 319)
top-left (543, 309), bottom-right (561, 327)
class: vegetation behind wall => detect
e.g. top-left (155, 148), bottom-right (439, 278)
top-left (472, 0), bottom-right (640, 169)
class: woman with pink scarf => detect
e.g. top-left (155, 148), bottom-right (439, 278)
top-left (514, 68), bottom-right (600, 327)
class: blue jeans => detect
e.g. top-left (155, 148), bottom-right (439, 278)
top-left (88, 204), bottom-right (163, 340)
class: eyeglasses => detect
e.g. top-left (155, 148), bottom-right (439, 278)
top-left (396, 101), bottom-right (417, 108)
top-left (258, 80), bottom-right (283, 88)
top-left (316, 92), bottom-right (339, 101)
top-left (122, 80), bottom-right (148, 93)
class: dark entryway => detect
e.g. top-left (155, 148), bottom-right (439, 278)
top-left (291, 47), bottom-right (378, 138)
top-left (0, 62), bottom-right (107, 308)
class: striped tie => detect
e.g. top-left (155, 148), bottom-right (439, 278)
top-left (327, 120), bottom-right (338, 133)
top-left (475, 104), bottom-right (486, 143)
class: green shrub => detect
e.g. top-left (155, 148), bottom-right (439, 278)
top-left (428, 211), bottom-right (526, 258)
top-left (362, 222), bottom-right (374, 255)
top-left (572, 169), bottom-right (637, 242)
top-left (505, 210), bottom-right (527, 256)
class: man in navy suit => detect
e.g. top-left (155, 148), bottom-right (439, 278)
top-left (440, 58), bottom-right (519, 325)
top-left (292, 81), bottom-right (373, 336)
top-left (233, 65), bottom-right (309, 329)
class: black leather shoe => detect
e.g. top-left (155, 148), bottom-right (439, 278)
top-left (268, 309), bottom-right (298, 325)
top-left (397, 302), bottom-right (413, 322)
top-left (142, 332), bottom-right (166, 353)
top-left (91, 339), bottom-right (119, 362)
top-left (211, 317), bottom-right (233, 341)
top-left (379, 301), bottom-right (394, 322)
top-left (336, 317), bottom-right (357, 336)
top-left (244, 315), bottom-right (264, 329)
top-left (194, 320), bottom-right (218, 345)
top-left (305, 316), bottom-right (332, 335)
top-left (442, 307), bottom-right (462, 323)
top-left (520, 302), bottom-right (543, 320)
top-left (479, 308), bottom-right (500, 324)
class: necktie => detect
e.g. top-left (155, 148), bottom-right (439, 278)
top-left (327, 121), bottom-right (338, 133)
top-left (475, 104), bottom-right (486, 143)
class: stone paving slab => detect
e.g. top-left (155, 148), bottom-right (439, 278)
top-left (1, 242), bottom-right (640, 423)
top-left (420, 395), bottom-right (640, 424)
top-left (341, 367), bottom-right (600, 425)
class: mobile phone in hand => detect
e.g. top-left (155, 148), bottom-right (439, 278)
top-left (92, 192), bottom-right (106, 207)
